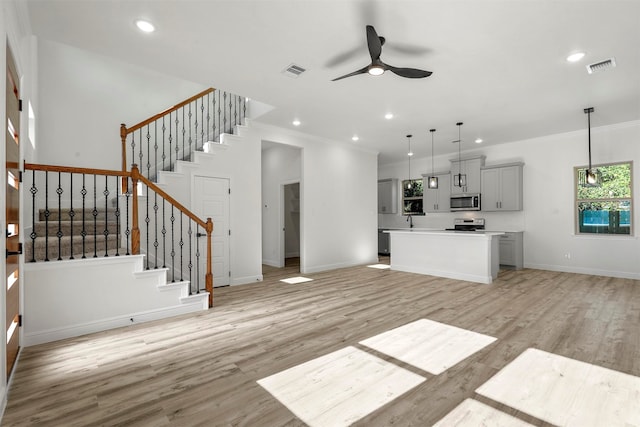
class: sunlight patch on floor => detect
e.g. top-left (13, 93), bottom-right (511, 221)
top-left (360, 318), bottom-right (497, 375)
top-left (280, 276), bottom-right (313, 284)
top-left (433, 398), bottom-right (535, 427)
top-left (367, 264), bottom-right (391, 269)
top-left (257, 346), bottom-right (425, 427)
top-left (476, 348), bottom-right (640, 427)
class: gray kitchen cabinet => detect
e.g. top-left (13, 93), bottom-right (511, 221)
top-left (450, 155), bottom-right (485, 194)
top-left (498, 231), bottom-right (523, 269)
top-left (481, 163), bottom-right (524, 211)
top-left (378, 178), bottom-right (398, 214)
top-left (422, 172), bottom-right (451, 212)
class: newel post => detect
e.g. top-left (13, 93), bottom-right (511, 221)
top-left (120, 123), bottom-right (129, 193)
top-left (131, 164), bottom-right (141, 255)
top-left (205, 217), bottom-right (214, 307)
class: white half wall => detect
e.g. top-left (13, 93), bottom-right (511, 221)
top-left (254, 123), bottom-right (379, 274)
top-left (378, 120), bottom-right (640, 279)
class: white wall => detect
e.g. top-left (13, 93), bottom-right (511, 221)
top-left (37, 39), bottom-right (208, 170)
top-left (255, 123), bottom-right (379, 274)
top-left (261, 143), bottom-right (301, 266)
top-left (379, 120), bottom-right (640, 279)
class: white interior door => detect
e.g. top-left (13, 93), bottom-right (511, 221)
top-left (194, 176), bottom-right (230, 287)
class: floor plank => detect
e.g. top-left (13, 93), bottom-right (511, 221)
top-left (3, 259), bottom-right (640, 426)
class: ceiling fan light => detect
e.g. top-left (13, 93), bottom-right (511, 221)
top-left (135, 19), bottom-right (155, 33)
top-left (368, 66), bottom-right (385, 76)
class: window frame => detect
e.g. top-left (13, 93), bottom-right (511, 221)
top-left (574, 160), bottom-right (633, 236)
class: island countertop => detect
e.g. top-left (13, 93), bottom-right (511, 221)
top-left (386, 229), bottom-right (504, 284)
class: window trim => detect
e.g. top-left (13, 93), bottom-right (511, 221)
top-left (574, 160), bottom-right (633, 236)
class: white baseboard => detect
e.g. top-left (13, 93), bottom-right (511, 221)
top-left (231, 274), bottom-right (264, 285)
top-left (301, 258), bottom-right (378, 274)
top-left (23, 302), bottom-right (206, 347)
top-left (525, 263), bottom-right (640, 280)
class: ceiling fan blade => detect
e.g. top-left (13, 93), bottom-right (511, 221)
top-left (386, 65), bottom-right (432, 78)
top-left (331, 65), bottom-right (370, 81)
top-left (366, 25), bottom-right (382, 61)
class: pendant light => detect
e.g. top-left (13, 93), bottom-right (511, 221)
top-left (427, 129), bottom-right (438, 189)
top-left (405, 134), bottom-right (413, 190)
top-left (453, 122), bottom-right (466, 187)
top-left (581, 107), bottom-right (602, 187)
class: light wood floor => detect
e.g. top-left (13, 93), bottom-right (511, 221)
top-left (3, 260), bottom-right (639, 426)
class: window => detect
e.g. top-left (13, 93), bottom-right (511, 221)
top-left (575, 161), bottom-right (632, 235)
top-left (402, 179), bottom-right (424, 215)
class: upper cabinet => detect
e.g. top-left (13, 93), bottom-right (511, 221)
top-left (422, 172), bottom-right (451, 213)
top-left (450, 155), bottom-right (485, 194)
top-left (378, 178), bottom-right (398, 214)
top-left (481, 163), bottom-right (524, 211)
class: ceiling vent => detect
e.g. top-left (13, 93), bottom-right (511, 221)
top-left (282, 63), bottom-right (306, 78)
top-left (586, 57), bottom-right (616, 74)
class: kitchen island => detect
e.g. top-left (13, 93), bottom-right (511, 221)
top-left (385, 230), bottom-right (505, 284)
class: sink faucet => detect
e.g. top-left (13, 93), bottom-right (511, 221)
top-left (406, 214), bottom-right (413, 228)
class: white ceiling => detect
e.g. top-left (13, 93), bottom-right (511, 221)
top-left (27, 0), bottom-right (640, 164)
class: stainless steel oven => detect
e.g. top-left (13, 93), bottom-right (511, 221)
top-left (450, 193), bottom-right (481, 211)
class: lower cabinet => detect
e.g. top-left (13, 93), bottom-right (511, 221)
top-left (498, 231), bottom-right (523, 269)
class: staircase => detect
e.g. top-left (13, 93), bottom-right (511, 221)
top-left (26, 207), bottom-right (121, 261)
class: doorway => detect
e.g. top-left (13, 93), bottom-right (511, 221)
top-left (5, 44), bottom-right (21, 380)
top-left (194, 176), bottom-right (230, 287)
top-left (282, 182), bottom-right (300, 272)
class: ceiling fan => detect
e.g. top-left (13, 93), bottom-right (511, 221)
top-left (332, 25), bottom-right (432, 81)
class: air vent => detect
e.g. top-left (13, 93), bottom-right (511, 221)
top-left (586, 57), bottom-right (616, 74)
top-left (282, 63), bottom-right (306, 78)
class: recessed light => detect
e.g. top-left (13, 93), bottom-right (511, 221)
top-left (566, 52), bottom-right (585, 63)
top-left (475, 138), bottom-right (483, 144)
top-left (135, 19), bottom-right (155, 33)
top-left (385, 113), bottom-right (394, 120)
top-left (407, 151), bottom-right (414, 157)
top-left (292, 119), bottom-right (301, 126)
top-left (352, 135), bottom-right (359, 141)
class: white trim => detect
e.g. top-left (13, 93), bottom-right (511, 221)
top-left (23, 302), bottom-right (207, 347)
top-left (23, 254), bottom-right (145, 271)
top-left (525, 263), bottom-right (640, 280)
top-left (231, 274), bottom-right (263, 285)
top-left (301, 259), bottom-right (377, 274)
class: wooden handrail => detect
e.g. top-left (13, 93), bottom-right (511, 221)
top-left (121, 88), bottom-right (215, 136)
top-left (25, 162), bottom-right (131, 178)
top-left (134, 169), bottom-right (208, 230)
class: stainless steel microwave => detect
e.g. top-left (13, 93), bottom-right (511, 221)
top-left (450, 193), bottom-right (481, 211)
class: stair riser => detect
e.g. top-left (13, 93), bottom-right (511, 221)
top-left (38, 209), bottom-right (118, 222)
top-left (25, 235), bottom-right (120, 262)
top-left (34, 221), bottom-right (119, 236)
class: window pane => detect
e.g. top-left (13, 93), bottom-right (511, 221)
top-left (577, 163), bottom-right (631, 200)
top-left (578, 200), bottom-right (631, 235)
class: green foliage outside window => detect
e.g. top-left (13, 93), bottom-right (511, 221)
top-left (575, 162), bottom-right (632, 235)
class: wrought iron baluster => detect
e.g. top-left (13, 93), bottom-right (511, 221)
top-left (170, 206), bottom-right (176, 282)
top-left (130, 133), bottom-right (136, 170)
top-left (44, 171), bottom-right (49, 262)
top-left (29, 170), bottom-right (37, 262)
top-left (195, 224), bottom-right (201, 293)
top-left (81, 174), bottom-right (87, 258)
top-left (216, 90), bottom-right (221, 142)
top-left (223, 91), bottom-right (228, 135)
top-left (206, 93), bottom-right (211, 147)
top-left (145, 184), bottom-right (150, 270)
top-left (69, 173), bottom-right (74, 260)
top-left (181, 108), bottom-right (186, 161)
top-left (188, 220), bottom-right (192, 295)
top-left (125, 186), bottom-right (130, 255)
top-left (153, 191), bottom-right (159, 269)
top-left (234, 94), bottom-right (238, 128)
top-left (93, 174), bottom-right (98, 258)
top-left (162, 199), bottom-right (166, 268)
top-left (146, 125), bottom-right (151, 179)
top-left (162, 116), bottom-right (166, 172)
top-left (154, 121), bottom-right (158, 181)
top-left (188, 101), bottom-right (193, 161)
top-left (56, 172), bottom-right (63, 260)
top-left (115, 175), bottom-right (120, 256)
top-left (200, 97), bottom-right (205, 150)
top-left (175, 112), bottom-right (180, 171)
top-left (179, 212), bottom-right (184, 281)
top-left (169, 112), bottom-right (174, 171)
top-left (103, 175), bottom-right (110, 257)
